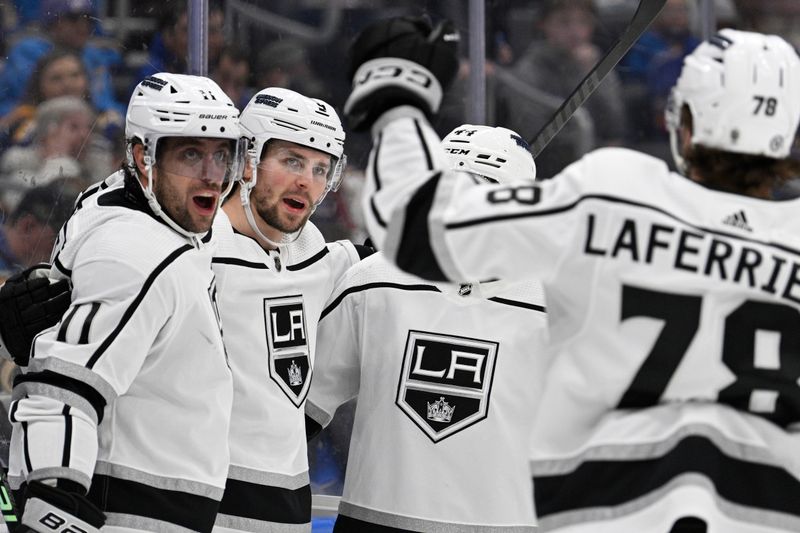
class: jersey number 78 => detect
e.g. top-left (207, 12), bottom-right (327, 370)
top-left (617, 284), bottom-right (800, 428)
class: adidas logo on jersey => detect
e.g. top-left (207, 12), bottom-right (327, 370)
top-left (722, 210), bottom-right (752, 232)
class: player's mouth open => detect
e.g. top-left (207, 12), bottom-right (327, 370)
top-left (193, 194), bottom-right (217, 213)
top-left (284, 197), bottom-right (306, 211)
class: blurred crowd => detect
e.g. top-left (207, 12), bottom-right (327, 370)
top-left (0, 0), bottom-right (797, 282)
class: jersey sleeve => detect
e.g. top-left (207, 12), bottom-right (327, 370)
top-left (363, 107), bottom-right (592, 284)
top-left (305, 270), bottom-right (364, 428)
top-left (10, 242), bottom-right (177, 490)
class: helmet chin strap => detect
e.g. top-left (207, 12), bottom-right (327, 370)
top-left (668, 126), bottom-right (689, 176)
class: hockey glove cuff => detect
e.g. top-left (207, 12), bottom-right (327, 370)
top-left (345, 58), bottom-right (443, 132)
top-left (0, 264), bottom-right (71, 366)
top-left (20, 481), bottom-right (105, 533)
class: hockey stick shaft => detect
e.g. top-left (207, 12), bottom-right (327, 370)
top-left (527, 0), bottom-right (667, 157)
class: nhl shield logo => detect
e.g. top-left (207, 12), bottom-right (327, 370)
top-left (396, 330), bottom-right (497, 443)
top-left (263, 295), bottom-right (311, 407)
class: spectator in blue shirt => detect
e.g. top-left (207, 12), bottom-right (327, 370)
top-left (0, 0), bottom-right (125, 119)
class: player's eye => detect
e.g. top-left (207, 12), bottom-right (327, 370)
top-left (284, 157), bottom-right (303, 172)
top-left (312, 164), bottom-right (329, 179)
top-left (181, 148), bottom-right (203, 163)
top-left (211, 150), bottom-right (231, 166)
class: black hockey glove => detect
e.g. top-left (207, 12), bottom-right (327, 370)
top-left (344, 15), bottom-right (460, 131)
top-left (0, 264), bottom-right (71, 366)
top-left (17, 481), bottom-right (105, 533)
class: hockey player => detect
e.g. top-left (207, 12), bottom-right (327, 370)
top-left (209, 87), bottom-right (368, 532)
top-left (7, 73), bottom-right (244, 532)
top-left (305, 124), bottom-right (550, 532)
top-left (347, 17), bottom-right (800, 533)
top-left (0, 87), bottom-right (367, 532)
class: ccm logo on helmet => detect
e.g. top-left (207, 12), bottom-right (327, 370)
top-left (198, 114), bottom-right (229, 120)
top-left (445, 148), bottom-right (470, 155)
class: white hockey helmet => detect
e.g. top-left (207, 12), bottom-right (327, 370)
top-left (237, 87), bottom-right (346, 246)
top-left (125, 73), bottom-right (245, 237)
top-left (666, 29), bottom-right (800, 173)
top-left (442, 124), bottom-right (537, 183)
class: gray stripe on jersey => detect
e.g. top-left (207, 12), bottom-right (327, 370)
top-left (304, 400), bottom-right (332, 428)
top-left (28, 357), bottom-right (117, 402)
top-left (226, 465), bottom-right (309, 490)
top-left (12, 383), bottom-right (100, 427)
top-left (338, 501), bottom-right (536, 532)
top-left (105, 512), bottom-right (197, 533)
top-left (25, 466), bottom-right (91, 490)
top-left (213, 514), bottom-right (311, 532)
top-left (536, 473), bottom-right (800, 532)
top-left (95, 461), bottom-right (224, 500)
top-left (530, 423), bottom-right (782, 476)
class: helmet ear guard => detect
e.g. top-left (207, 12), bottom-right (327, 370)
top-left (666, 29), bottom-right (800, 173)
top-left (442, 124), bottom-right (537, 184)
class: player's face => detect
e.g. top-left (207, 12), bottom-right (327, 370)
top-left (251, 140), bottom-right (331, 234)
top-left (152, 137), bottom-right (234, 233)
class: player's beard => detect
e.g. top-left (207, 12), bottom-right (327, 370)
top-left (154, 175), bottom-right (218, 234)
top-left (254, 188), bottom-right (314, 235)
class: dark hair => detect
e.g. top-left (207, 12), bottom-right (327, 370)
top-left (24, 48), bottom-right (88, 105)
top-left (8, 182), bottom-right (77, 230)
top-left (681, 106), bottom-right (800, 196)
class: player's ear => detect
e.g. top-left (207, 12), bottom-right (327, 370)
top-left (242, 158), bottom-right (254, 184)
top-left (680, 123), bottom-right (693, 153)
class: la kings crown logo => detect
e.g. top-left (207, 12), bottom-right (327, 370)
top-left (263, 295), bottom-right (311, 406)
top-left (397, 330), bottom-right (497, 443)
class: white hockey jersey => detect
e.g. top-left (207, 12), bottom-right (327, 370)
top-left (363, 108), bottom-right (800, 532)
top-left (306, 252), bottom-right (549, 532)
top-left (8, 171), bottom-right (233, 533)
top-left (210, 212), bottom-right (361, 533)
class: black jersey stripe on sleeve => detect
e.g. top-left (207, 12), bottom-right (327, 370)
top-left (320, 282), bottom-right (441, 321)
top-left (488, 296), bottom-right (546, 313)
top-left (52, 255), bottom-right (72, 278)
top-left (85, 244), bottom-right (194, 369)
top-left (412, 119), bottom-right (434, 171)
top-left (14, 370), bottom-right (107, 423)
top-left (61, 405), bottom-right (72, 467)
top-left (87, 474), bottom-right (219, 533)
top-left (56, 305), bottom-right (80, 342)
top-left (287, 247), bottom-right (330, 271)
top-left (218, 478), bottom-right (311, 524)
top-left (395, 172), bottom-right (448, 281)
top-left (212, 257), bottom-right (270, 269)
top-left (371, 132), bottom-right (383, 191)
top-left (534, 435), bottom-right (800, 520)
top-left (78, 303), bottom-right (101, 345)
top-left (370, 196), bottom-right (388, 229)
top-left (21, 421), bottom-right (33, 473)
